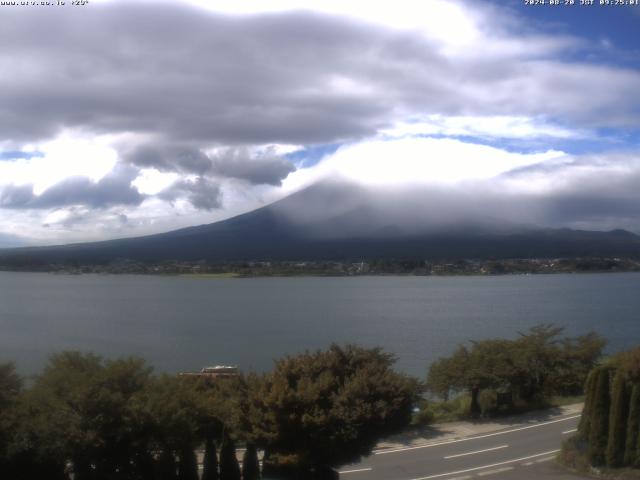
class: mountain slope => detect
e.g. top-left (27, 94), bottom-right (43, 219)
top-left (2, 180), bottom-right (640, 263)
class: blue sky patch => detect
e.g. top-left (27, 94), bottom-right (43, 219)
top-left (285, 143), bottom-right (342, 167)
top-left (0, 150), bottom-right (44, 161)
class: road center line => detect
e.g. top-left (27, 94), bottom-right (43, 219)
top-left (562, 428), bottom-right (578, 434)
top-left (339, 467), bottom-right (373, 474)
top-left (375, 415), bottom-right (580, 455)
top-left (408, 449), bottom-right (560, 480)
top-left (444, 444), bottom-right (508, 459)
top-left (477, 466), bottom-right (513, 476)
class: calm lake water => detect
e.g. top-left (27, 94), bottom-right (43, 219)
top-left (1, 272), bottom-right (639, 378)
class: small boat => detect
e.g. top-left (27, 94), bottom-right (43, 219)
top-left (179, 364), bottom-right (239, 380)
top-left (200, 365), bottom-right (239, 376)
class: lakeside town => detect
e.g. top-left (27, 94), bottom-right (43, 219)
top-left (1, 256), bottom-right (640, 276)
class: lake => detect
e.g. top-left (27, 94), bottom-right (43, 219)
top-left (1, 272), bottom-right (639, 378)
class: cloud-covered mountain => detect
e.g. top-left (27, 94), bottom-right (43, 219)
top-left (2, 179), bottom-right (639, 264)
top-left (1, 1), bottom-right (640, 244)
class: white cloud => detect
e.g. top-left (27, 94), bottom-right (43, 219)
top-left (181, 0), bottom-right (577, 61)
top-left (0, 131), bottom-right (118, 194)
top-left (132, 169), bottom-right (179, 196)
top-left (382, 115), bottom-right (584, 140)
top-left (283, 136), bottom-right (566, 190)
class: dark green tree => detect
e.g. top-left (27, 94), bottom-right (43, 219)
top-left (242, 443), bottom-right (260, 480)
top-left (159, 448), bottom-right (179, 480)
top-left (202, 436), bottom-right (219, 480)
top-left (219, 436), bottom-right (241, 480)
top-left (606, 372), bottom-right (629, 467)
top-left (248, 344), bottom-right (418, 472)
top-left (178, 446), bottom-right (199, 480)
top-left (10, 352), bottom-right (103, 479)
top-left (553, 332), bottom-right (607, 396)
top-left (427, 325), bottom-right (606, 415)
top-left (624, 384), bottom-right (640, 467)
top-left (0, 363), bottom-right (20, 459)
top-left (0, 363), bottom-right (21, 412)
top-left (578, 368), bottom-right (599, 441)
top-left (588, 366), bottom-right (612, 466)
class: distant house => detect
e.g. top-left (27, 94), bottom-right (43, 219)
top-left (178, 365), bottom-right (239, 380)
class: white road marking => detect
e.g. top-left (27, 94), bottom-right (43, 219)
top-left (408, 449), bottom-right (561, 480)
top-left (339, 467), bottom-right (373, 474)
top-left (447, 476), bottom-right (472, 480)
top-left (444, 445), bottom-right (508, 459)
top-left (562, 428), bottom-right (578, 434)
top-left (534, 456), bottom-right (556, 463)
top-left (477, 466), bottom-right (514, 476)
top-left (375, 415), bottom-right (580, 455)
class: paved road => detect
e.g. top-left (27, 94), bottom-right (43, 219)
top-left (339, 414), bottom-right (585, 480)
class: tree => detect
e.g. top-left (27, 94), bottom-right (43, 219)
top-left (242, 443), bottom-right (260, 480)
top-left (554, 332), bottom-right (607, 396)
top-left (219, 435), bottom-right (241, 480)
top-left (178, 447), bottom-right (199, 480)
top-left (624, 384), bottom-right (640, 467)
top-left (159, 448), bottom-right (179, 480)
top-left (247, 344), bottom-right (418, 473)
top-left (202, 436), bottom-right (219, 480)
top-left (8, 351), bottom-right (162, 479)
top-left (426, 346), bottom-right (471, 402)
top-left (143, 375), bottom-right (208, 480)
top-left (0, 362), bottom-right (29, 480)
top-left (511, 324), bottom-right (565, 401)
top-left (426, 325), bottom-right (606, 415)
top-left (588, 366), bottom-right (612, 466)
top-left (578, 368), bottom-right (598, 441)
top-left (606, 372), bottom-right (629, 467)
top-left (0, 363), bottom-right (21, 413)
top-left (11, 351), bottom-right (104, 479)
top-left (578, 346), bottom-right (640, 469)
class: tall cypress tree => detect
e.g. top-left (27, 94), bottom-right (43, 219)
top-left (178, 447), bottom-right (199, 480)
top-left (624, 384), bottom-right (640, 467)
top-left (588, 367), bottom-right (611, 466)
top-left (606, 372), bottom-right (629, 467)
top-left (158, 449), bottom-right (179, 480)
top-left (579, 368), bottom-right (599, 440)
top-left (202, 437), bottom-right (219, 480)
top-left (219, 437), bottom-right (241, 480)
top-left (242, 444), bottom-right (260, 480)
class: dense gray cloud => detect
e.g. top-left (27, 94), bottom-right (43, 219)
top-left (123, 144), bottom-right (296, 185)
top-left (158, 177), bottom-right (222, 211)
top-left (0, 184), bottom-right (33, 209)
top-left (500, 154), bottom-right (640, 230)
top-left (209, 148), bottom-right (296, 186)
top-left (124, 145), bottom-right (211, 175)
top-left (271, 152), bottom-right (640, 236)
top-left (0, 164), bottom-right (143, 209)
top-left (0, 4), bottom-right (391, 145)
top-left (0, 0), bottom-right (638, 149)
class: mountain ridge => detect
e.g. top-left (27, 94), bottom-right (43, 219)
top-left (2, 180), bottom-right (640, 263)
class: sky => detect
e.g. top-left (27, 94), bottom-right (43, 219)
top-left (0, 0), bottom-right (640, 246)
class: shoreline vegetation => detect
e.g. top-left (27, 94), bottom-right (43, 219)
top-left (559, 346), bottom-right (640, 479)
top-left (0, 325), bottom-right (612, 479)
top-left (1, 256), bottom-right (640, 277)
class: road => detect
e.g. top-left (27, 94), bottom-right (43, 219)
top-left (339, 414), bottom-right (585, 480)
